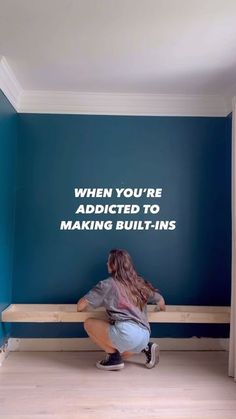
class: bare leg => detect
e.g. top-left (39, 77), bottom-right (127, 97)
top-left (121, 351), bottom-right (135, 360)
top-left (84, 318), bottom-right (116, 353)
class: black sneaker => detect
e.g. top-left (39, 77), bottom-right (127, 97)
top-left (96, 351), bottom-right (124, 371)
top-left (142, 342), bottom-right (160, 369)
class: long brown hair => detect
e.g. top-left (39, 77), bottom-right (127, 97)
top-left (108, 248), bottom-right (156, 310)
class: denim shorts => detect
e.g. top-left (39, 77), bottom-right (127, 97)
top-left (108, 320), bottom-right (150, 353)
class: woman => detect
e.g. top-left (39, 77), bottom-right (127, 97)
top-left (77, 248), bottom-right (165, 370)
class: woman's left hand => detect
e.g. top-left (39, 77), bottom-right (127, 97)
top-left (77, 297), bottom-right (89, 311)
top-left (156, 297), bottom-right (166, 311)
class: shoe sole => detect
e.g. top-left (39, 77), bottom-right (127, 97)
top-left (96, 361), bottom-right (125, 371)
top-left (146, 343), bottom-right (160, 369)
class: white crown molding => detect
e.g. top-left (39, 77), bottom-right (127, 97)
top-left (232, 96), bottom-right (236, 111)
top-left (0, 56), bottom-right (23, 111)
top-left (19, 90), bottom-right (231, 116)
top-left (225, 97), bottom-right (233, 116)
top-left (0, 56), bottom-right (233, 116)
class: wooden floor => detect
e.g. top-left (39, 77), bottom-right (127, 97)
top-left (0, 351), bottom-right (235, 419)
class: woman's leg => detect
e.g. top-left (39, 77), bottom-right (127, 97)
top-left (121, 351), bottom-right (134, 360)
top-left (85, 318), bottom-right (125, 370)
top-left (84, 318), bottom-right (117, 353)
top-left (85, 319), bottom-right (134, 359)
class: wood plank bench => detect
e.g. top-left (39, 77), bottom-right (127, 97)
top-left (1, 304), bottom-right (231, 324)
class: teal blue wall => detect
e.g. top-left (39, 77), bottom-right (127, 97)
top-left (12, 114), bottom-right (231, 339)
top-left (0, 91), bottom-right (17, 346)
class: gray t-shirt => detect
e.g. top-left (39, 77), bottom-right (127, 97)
top-left (84, 277), bottom-right (163, 333)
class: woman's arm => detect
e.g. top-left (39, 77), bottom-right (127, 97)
top-left (77, 297), bottom-right (89, 312)
top-left (148, 291), bottom-right (166, 311)
top-left (157, 296), bottom-right (166, 311)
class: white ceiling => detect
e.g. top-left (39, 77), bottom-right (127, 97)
top-left (1, 0), bottom-right (236, 96)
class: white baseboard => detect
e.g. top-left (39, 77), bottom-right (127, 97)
top-left (7, 337), bottom-right (229, 352)
top-left (0, 340), bottom-right (10, 366)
